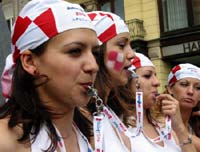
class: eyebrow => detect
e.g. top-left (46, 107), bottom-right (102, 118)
top-left (63, 41), bottom-right (84, 47)
top-left (117, 37), bottom-right (129, 42)
top-left (63, 41), bottom-right (99, 50)
top-left (179, 80), bottom-right (200, 84)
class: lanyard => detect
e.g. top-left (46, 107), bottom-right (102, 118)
top-left (102, 94), bottom-right (172, 143)
top-left (93, 113), bottom-right (104, 152)
top-left (55, 123), bottom-right (93, 152)
top-left (150, 115), bottom-right (172, 143)
top-left (102, 90), bottom-right (143, 138)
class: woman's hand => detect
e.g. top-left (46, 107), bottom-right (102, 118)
top-left (156, 94), bottom-right (197, 152)
top-left (156, 93), bottom-right (183, 130)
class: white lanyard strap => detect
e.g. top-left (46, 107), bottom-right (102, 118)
top-left (149, 115), bottom-right (172, 143)
top-left (103, 105), bottom-right (142, 138)
top-left (102, 90), bottom-right (144, 137)
top-left (93, 114), bottom-right (104, 152)
top-left (135, 91), bottom-right (143, 135)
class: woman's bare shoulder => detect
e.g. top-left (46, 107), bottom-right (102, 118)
top-left (0, 118), bottom-right (17, 151)
top-left (0, 118), bottom-right (30, 152)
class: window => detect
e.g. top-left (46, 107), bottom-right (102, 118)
top-left (162, 0), bottom-right (188, 32)
top-left (192, 0), bottom-right (200, 26)
top-left (159, 0), bottom-right (200, 32)
top-left (115, 0), bottom-right (124, 19)
top-left (97, 0), bottom-right (124, 19)
top-left (6, 17), bottom-right (13, 31)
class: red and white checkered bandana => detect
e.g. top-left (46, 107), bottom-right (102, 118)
top-left (87, 11), bottom-right (129, 45)
top-left (168, 63), bottom-right (200, 86)
top-left (1, 0), bottom-right (95, 98)
top-left (129, 52), bottom-right (154, 71)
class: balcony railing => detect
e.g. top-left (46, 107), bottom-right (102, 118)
top-left (126, 19), bottom-right (145, 41)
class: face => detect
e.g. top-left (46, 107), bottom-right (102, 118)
top-left (33, 29), bottom-right (99, 111)
top-left (168, 78), bottom-right (200, 109)
top-left (104, 32), bottom-right (135, 86)
top-left (134, 66), bottom-right (160, 108)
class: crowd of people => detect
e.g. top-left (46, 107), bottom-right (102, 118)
top-left (0, 0), bottom-right (199, 152)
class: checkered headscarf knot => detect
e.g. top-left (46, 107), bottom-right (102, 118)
top-left (168, 63), bottom-right (200, 86)
top-left (87, 11), bottom-right (129, 45)
top-left (1, 0), bottom-right (95, 98)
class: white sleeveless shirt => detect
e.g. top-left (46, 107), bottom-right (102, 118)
top-left (129, 128), bottom-right (181, 152)
top-left (31, 124), bottom-right (91, 152)
top-left (103, 116), bottom-right (130, 152)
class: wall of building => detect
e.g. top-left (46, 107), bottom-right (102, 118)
top-left (1, 0), bottom-right (171, 92)
top-left (124, 0), bottom-right (169, 92)
top-left (2, 0), bottom-right (29, 20)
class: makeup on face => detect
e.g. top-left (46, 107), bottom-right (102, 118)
top-left (106, 51), bottom-right (124, 71)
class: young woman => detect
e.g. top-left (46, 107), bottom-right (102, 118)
top-left (86, 11), bottom-right (135, 152)
top-left (167, 63), bottom-right (200, 152)
top-left (128, 53), bottom-right (197, 152)
top-left (0, 0), bottom-right (99, 152)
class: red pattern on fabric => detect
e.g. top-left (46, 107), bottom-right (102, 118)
top-left (169, 65), bottom-right (181, 85)
top-left (12, 16), bottom-right (32, 45)
top-left (171, 65), bottom-right (181, 74)
top-left (34, 8), bottom-right (58, 38)
top-left (98, 24), bottom-right (116, 43)
top-left (1, 70), bottom-right (12, 98)
top-left (132, 56), bottom-right (141, 68)
top-left (169, 76), bottom-right (177, 86)
top-left (13, 46), bottom-right (20, 63)
top-left (99, 12), bottom-right (114, 20)
top-left (87, 13), bottom-right (97, 21)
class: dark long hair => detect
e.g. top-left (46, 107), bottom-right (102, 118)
top-left (0, 41), bottom-right (92, 152)
top-left (87, 42), bottom-right (135, 132)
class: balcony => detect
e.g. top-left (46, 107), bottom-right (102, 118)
top-left (126, 19), bottom-right (145, 41)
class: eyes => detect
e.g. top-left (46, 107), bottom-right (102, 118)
top-left (116, 38), bottom-right (129, 50)
top-left (179, 81), bottom-right (200, 91)
top-left (68, 48), bottom-right (82, 56)
top-left (118, 42), bottom-right (126, 49)
top-left (67, 45), bottom-right (100, 59)
top-left (141, 72), bottom-right (156, 80)
top-left (143, 74), bottom-right (152, 79)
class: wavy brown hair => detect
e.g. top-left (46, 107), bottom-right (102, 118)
top-left (0, 41), bottom-right (92, 152)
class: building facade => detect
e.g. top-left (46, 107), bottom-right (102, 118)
top-left (1, 0), bottom-right (200, 92)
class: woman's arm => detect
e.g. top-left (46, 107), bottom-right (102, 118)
top-left (157, 94), bottom-right (197, 152)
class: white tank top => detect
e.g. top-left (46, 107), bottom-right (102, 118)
top-left (31, 124), bottom-right (91, 152)
top-left (103, 116), bottom-right (130, 152)
top-left (129, 128), bottom-right (181, 152)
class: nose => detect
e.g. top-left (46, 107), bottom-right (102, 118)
top-left (84, 51), bottom-right (99, 74)
top-left (126, 46), bottom-right (136, 61)
top-left (187, 85), bottom-right (194, 95)
top-left (152, 75), bottom-right (160, 87)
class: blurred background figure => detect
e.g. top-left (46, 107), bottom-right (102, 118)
top-left (167, 63), bottom-right (200, 152)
